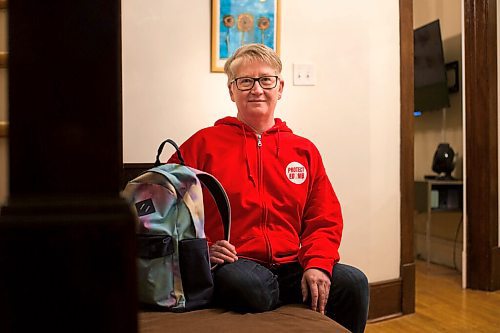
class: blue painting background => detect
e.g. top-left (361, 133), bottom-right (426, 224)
top-left (219, 0), bottom-right (276, 59)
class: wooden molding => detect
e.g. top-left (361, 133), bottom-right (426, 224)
top-left (0, 121), bottom-right (8, 138)
top-left (493, 247), bottom-right (500, 290)
top-left (367, 279), bottom-right (403, 321)
top-left (401, 262), bottom-right (416, 314)
top-left (0, 0), bottom-right (7, 10)
top-left (0, 52), bottom-right (7, 68)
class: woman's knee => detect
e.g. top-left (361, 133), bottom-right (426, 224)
top-left (330, 263), bottom-right (369, 309)
top-left (333, 264), bottom-right (368, 290)
top-left (214, 259), bottom-right (279, 312)
top-left (328, 264), bottom-right (369, 333)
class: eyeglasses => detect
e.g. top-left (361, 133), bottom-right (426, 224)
top-left (231, 76), bottom-right (279, 91)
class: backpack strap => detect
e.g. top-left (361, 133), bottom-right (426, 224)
top-left (193, 170), bottom-right (231, 242)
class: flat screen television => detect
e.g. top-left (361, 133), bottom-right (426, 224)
top-left (414, 20), bottom-right (450, 114)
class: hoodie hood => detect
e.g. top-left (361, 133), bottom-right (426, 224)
top-left (214, 116), bottom-right (292, 186)
top-left (214, 116), bottom-right (293, 134)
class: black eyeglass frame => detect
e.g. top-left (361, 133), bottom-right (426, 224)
top-left (230, 75), bottom-right (280, 91)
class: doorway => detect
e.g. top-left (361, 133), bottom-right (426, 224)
top-left (412, 1), bottom-right (465, 285)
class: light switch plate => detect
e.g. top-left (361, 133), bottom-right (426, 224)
top-left (293, 63), bottom-right (316, 86)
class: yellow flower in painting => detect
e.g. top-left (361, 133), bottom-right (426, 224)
top-left (257, 17), bottom-right (270, 31)
top-left (237, 13), bottom-right (254, 32)
top-left (223, 15), bottom-right (235, 28)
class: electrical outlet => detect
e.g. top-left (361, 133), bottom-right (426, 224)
top-left (293, 63), bottom-right (316, 86)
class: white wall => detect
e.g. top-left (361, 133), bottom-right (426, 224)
top-left (122, 0), bottom-right (401, 283)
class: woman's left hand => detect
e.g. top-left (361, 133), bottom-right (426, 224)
top-left (301, 268), bottom-right (331, 315)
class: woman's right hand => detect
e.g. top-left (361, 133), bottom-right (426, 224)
top-left (209, 240), bottom-right (238, 264)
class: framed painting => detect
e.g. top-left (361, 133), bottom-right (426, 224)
top-left (211, 0), bottom-right (281, 73)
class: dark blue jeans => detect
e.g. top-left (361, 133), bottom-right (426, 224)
top-left (213, 259), bottom-right (369, 333)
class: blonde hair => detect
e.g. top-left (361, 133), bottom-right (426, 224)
top-left (224, 43), bottom-right (282, 84)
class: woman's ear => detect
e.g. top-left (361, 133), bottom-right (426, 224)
top-left (228, 84), bottom-right (236, 102)
top-left (278, 78), bottom-right (284, 100)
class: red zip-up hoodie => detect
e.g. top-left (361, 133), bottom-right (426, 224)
top-left (168, 116), bottom-right (343, 274)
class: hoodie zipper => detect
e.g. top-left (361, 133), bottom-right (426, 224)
top-left (256, 133), bottom-right (272, 265)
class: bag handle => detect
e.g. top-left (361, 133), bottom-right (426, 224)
top-left (155, 139), bottom-right (185, 167)
top-left (195, 171), bottom-right (231, 242)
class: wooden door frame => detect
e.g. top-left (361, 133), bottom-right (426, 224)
top-left (399, 0), bottom-right (416, 315)
top-left (463, 0), bottom-right (500, 290)
top-left (1, 0), bottom-right (138, 331)
top-left (401, 0), bottom-right (500, 294)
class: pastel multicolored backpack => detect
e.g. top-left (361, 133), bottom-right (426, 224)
top-left (122, 139), bottom-right (231, 311)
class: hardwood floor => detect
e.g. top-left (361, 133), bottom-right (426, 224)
top-left (366, 260), bottom-right (500, 333)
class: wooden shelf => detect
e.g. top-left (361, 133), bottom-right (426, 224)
top-left (414, 180), bottom-right (463, 265)
top-left (0, 1), bottom-right (8, 138)
top-left (0, 52), bottom-right (7, 68)
top-left (0, 121), bottom-right (8, 138)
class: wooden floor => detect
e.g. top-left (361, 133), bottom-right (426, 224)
top-left (366, 260), bottom-right (500, 333)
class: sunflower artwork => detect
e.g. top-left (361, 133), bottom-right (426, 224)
top-left (212, 0), bottom-right (280, 72)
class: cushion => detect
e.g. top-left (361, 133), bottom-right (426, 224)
top-left (139, 304), bottom-right (349, 333)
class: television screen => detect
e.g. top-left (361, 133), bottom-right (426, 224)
top-left (414, 20), bottom-right (450, 113)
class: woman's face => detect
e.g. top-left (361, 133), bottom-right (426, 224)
top-left (228, 59), bottom-right (284, 123)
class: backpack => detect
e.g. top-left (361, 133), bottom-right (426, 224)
top-left (122, 139), bottom-right (231, 311)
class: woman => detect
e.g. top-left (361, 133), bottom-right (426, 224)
top-left (169, 43), bottom-right (369, 333)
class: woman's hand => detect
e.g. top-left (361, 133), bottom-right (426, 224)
top-left (209, 240), bottom-right (238, 264)
top-left (301, 268), bottom-right (331, 315)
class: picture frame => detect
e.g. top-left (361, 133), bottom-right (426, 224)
top-left (211, 0), bottom-right (281, 73)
